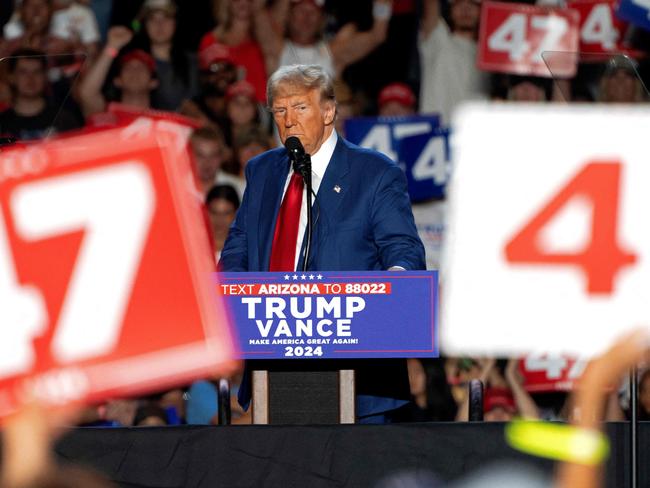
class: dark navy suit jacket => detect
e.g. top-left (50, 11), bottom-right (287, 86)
top-left (220, 135), bottom-right (426, 417)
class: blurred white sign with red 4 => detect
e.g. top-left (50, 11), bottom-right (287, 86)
top-left (442, 104), bottom-right (650, 357)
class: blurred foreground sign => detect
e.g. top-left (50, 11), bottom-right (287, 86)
top-left (0, 120), bottom-right (238, 418)
top-left (442, 104), bottom-right (650, 357)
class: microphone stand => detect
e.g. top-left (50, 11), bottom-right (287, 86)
top-left (293, 156), bottom-right (313, 272)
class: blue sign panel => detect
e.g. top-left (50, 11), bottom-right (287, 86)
top-left (617, 0), bottom-right (650, 32)
top-left (216, 271), bottom-right (438, 359)
top-left (345, 115), bottom-right (449, 202)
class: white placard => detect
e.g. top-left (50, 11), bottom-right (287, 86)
top-left (442, 103), bottom-right (650, 357)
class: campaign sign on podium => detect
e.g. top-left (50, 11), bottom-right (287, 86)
top-left (0, 120), bottom-right (238, 418)
top-left (442, 104), bottom-right (650, 358)
top-left (217, 271), bottom-right (438, 359)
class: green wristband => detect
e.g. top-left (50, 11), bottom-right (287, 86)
top-left (505, 419), bottom-right (610, 466)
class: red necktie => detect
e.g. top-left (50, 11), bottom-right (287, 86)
top-left (270, 172), bottom-right (304, 271)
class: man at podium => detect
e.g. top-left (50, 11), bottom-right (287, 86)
top-left (220, 64), bottom-right (426, 423)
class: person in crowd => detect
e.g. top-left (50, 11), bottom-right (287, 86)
top-left (132, 0), bottom-right (199, 111)
top-left (456, 358), bottom-right (539, 421)
top-left (220, 64), bottom-right (425, 423)
top-left (0, 0), bottom-right (72, 57)
top-left (189, 125), bottom-right (232, 195)
top-left (206, 184), bottom-right (241, 259)
top-left (3, 0), bottom-right (100, 57)
top-left (218, 125), bottom-right (270, 197)
top-left (419, 0), bottom-right (489, 124)
top-left (78, 26), bottom-right (158, 117)
top-left (224, 79), bottom-right (266, 145)
top-left (597, 55), bottom-right (647, 103)
top-left (133, 403), bottom-right (169, 427)
top-left (0, 48), bottom-right (81, 140)
top-left (259, 0), bottom-right (393, 79)
top-left (377, 81), bottom-right (417, 116)
top-left (199, 0), bottom-right (278, 102)
top-left (180, 40), bottom-right (239, 129)
top-left (506, 75), bottom-right (552, 102)
top-left (332, 79), bottom-right (361, 136)
top-left (400, 358), bottom-right (457, 422)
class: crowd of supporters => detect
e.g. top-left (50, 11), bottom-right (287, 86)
top-left (0, 0), bottom-right (649, 427)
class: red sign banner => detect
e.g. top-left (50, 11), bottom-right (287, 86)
top-left (0, 119), bottom-right (238, 418)
top-left (569, 0), bottom-right (629, 54)
top-left (520, 355), bottom-right (587, 392)
top-left (478, 1), bottom-right (580, 77)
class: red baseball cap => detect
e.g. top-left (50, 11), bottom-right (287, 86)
top-left (226, 80), bottom-right (256, 102)
top-left (484, 388), bottom-right (517, 413)
top-left (119, 49), bottom-right (156, 73)
top-left (199, 38), bottom-right (235, 71)
top-left (378, 82), bottom-right (416, 109)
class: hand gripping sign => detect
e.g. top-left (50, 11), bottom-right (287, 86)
top-left (0, 119), bottom-right (238, 418)
top-left (478, 1), bottom-right (580, 77)
top-left (442, 104), bottom-right (650, 357)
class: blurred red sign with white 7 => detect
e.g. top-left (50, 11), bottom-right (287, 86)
top-left (478, 1), bottom-right (580, 77)
top-left (0, 120), bottom-right (238, 417)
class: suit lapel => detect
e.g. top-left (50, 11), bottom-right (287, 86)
top-left (259, 153), bottom-right (290, 270)
top-left (307, 138), bottom-right (350, 267)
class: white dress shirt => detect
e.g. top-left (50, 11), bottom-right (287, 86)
top-left (280, 130), bottom-right (338, 270)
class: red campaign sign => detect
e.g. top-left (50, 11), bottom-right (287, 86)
top-left (478, 1), bottom-right (580, 77)
top-left (0, 119), bottom-right (239, 418)
top-left (520, 355), bottom-right (587, 392)
top-left (568, 0), bottom-right (629, 54)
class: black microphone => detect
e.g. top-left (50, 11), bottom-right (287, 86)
top-left (284, 136), bottom-right (313, 272)
top-left (285, 136), bottom-right (310, 178)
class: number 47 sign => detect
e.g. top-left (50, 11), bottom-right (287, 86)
top-left (478, 1), bottom-right (580, 77)
top-left (0, 120), bottom-right (238, 418)
top-left (442, 104), bottom-right (650, 358)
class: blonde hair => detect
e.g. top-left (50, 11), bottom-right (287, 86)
top-left (267, 64), bottom-right (335, 108)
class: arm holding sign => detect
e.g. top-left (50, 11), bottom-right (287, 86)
top-left (505, 358), bottom-right (539, 420)
top-left (420, 0), bottom-right (441, 40)
top-left (79, 26), bottom-right (133, 117)
top-left (556, 329), bottom-right (649, 488)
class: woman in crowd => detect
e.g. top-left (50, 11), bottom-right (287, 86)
top-left (258, 0), bottom-right (393, 79)
top-left (132, 0), bottom-right (199, 111)
top-left (206, 184), bottom-right (240, 259)
top-left (199, 0), bottom-right (278, 102)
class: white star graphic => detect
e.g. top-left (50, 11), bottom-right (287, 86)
top-left (317, 274), bottom-right (323, 280)
top-left (309, 274), bottom-right (315, 280)
top-left (292, 274), bottom-right (298, 280)
top-left (284, 274), bottom-right (290, 280)
top-left (301, 274), bottom-right (306, 280)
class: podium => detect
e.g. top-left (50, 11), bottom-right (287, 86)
top-left (216, 271), bottom-right (438, 424)
top-left (252, 367), bottom-right (355, 424)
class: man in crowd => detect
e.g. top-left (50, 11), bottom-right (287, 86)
top-left (78, 26), bottom-right (158, 118)
top-left (220, 64), bottom-right (425, 423)
top-left (419, 0), bottom-right (489, 124)
top-left (377, 82), bottom-right (417, 116)
top-left (0, 48), bottom-right (80, 140)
